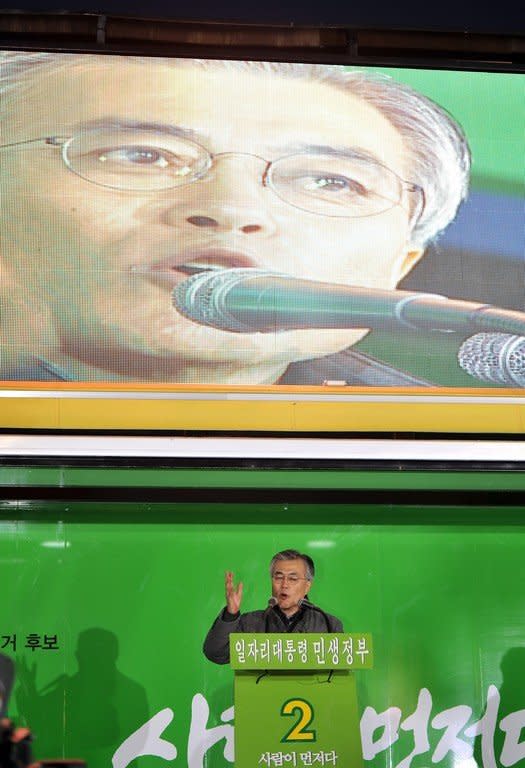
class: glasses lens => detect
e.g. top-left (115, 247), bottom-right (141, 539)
top-left (64, 130), bottom-right (210, 191)
top-left (269, 153), bottom-right (403, 217)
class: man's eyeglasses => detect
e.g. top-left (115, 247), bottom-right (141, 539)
top-left (0, 128), bottom-right (424, 222)
top-left (272, 573), bottom-right (308, 584)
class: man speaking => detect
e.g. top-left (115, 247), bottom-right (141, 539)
top-left (204, 549), bottom-right (343, 664)
top-left (0, 53), bottom-right (470, 385)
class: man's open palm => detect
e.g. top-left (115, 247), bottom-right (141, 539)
top-left (225, 571), bottom-right (243, 614)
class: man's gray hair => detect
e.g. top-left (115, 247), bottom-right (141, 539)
top-left (0, 51), bottom-right (470, 246)
top-left (270, 549), bottom-right (315, 581)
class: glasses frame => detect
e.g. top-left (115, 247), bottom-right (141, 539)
top-left (0, 134), bottom-right (425, 226)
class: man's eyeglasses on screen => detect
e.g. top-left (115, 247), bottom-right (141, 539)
top-left (0, 128), bottom-right (424, 223)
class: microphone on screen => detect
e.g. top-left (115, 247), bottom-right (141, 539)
top-left (458, 333), bottom-right (525, 387)
top-left (172, 268), bottom-right (525, 337)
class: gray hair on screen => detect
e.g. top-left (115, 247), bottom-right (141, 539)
top-left (0, 51), bottom-right (470, 246)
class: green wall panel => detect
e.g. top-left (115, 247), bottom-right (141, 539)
top-left (2, 501), bottom-right (524, 767)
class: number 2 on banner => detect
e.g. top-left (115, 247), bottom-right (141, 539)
top-left (280, 698), bottom-right (316, 742)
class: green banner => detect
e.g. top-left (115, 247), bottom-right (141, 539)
top-left (230, 633), bottom-right (374, 670)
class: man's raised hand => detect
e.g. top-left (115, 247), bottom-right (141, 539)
top-left (225, 571), bottom-right (243, 615)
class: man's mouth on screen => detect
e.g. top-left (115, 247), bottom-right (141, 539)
top-left (137, 249), bottom-right (260, 288)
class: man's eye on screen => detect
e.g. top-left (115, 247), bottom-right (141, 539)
top-left (94, 146), bottom-right (170, 167)
top-left (303, 174), bottom-right (369, 196)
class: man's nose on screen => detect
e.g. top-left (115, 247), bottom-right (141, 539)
top-left (161, 154), bottom-right (279, 236)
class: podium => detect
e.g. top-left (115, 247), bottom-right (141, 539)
top-left (230, 632), bottom-right (373, 768)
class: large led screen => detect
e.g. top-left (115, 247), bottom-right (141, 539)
top-left (0, 52), bottom-right (523, 390)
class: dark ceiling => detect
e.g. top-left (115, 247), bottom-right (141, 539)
top-left (1, 0), bottom-right (524, 36)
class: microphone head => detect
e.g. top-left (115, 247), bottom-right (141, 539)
top-left (458, 333), bottom-right (525, 387)
top-left (172, 268), bottom-right (276, 332)
top-left (268, 597), bottom-right (278, 607)
top-left (298, 597), bottom-right (314, 608)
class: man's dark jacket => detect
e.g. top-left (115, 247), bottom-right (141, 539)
top-left (204, 604), bottom-right (343, 665)
top-left (2, 348), bottom-right (432, 385)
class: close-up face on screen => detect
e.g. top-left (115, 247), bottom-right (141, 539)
top-left (0, 52), bottom-right (523, 387)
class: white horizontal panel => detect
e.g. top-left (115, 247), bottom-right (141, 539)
top-left (0, 435), bottom-right (523, 462)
